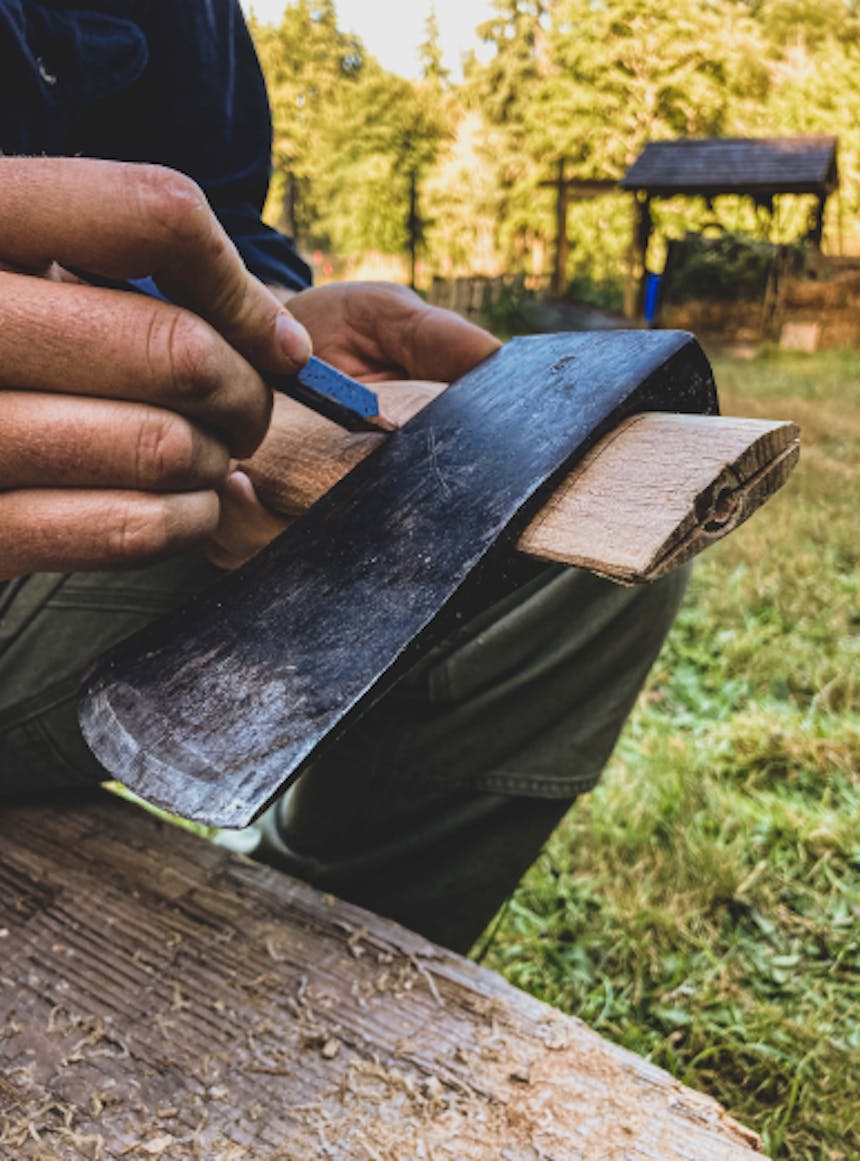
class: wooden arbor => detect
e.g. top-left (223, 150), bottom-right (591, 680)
top-left (539, 159), bottom-right (618, 295)
top-left (619, 135), bottom-right (839, 318)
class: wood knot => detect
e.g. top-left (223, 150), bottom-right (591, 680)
top-left (696, 469), bottom-right (742, 532)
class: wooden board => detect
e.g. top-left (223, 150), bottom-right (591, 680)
top-left (79, 331), bottom-right (718, 828)
top-left (517, 412), bottom-right (800, 583)
top-left (0, 795), bottom-right (766, 1160)
top-left (246, 388), bottom-right (799, 587)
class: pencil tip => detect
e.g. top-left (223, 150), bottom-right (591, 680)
top-left (367, 408), bottom-right (398, 433)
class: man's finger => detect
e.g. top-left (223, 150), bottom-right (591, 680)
top-left (405, 301), bottom-right (502, 383)
top-left (0, 157), bottom-right (311, 374)
top-left (0, 489), bottom-right (220, 579)
top-left (0, 273), bottom-right (271, 458)
top-left (0, 392), bottom-right (230, 491)
top-left (289, 282), bottom-right (500, 384)
top-left (205, 470), bottom-right (288, 571)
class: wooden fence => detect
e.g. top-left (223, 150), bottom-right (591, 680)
top-left (427, 273), bottom-right (553, 317)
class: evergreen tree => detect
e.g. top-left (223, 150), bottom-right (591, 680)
top-left (465, 0), bottom-right (555, 266)
top-left (419, 6), bottom-right (450, 86)
top-left (250, 0), bottom-right (860, 281)
top-left (533, 0), bottom-right (767, 174)
top-left (254, 0), bottom-right (365, 246)
top-left (747, 0), bottom-right (860, 235)
top-left (255, 2), bottom-right (450, 261)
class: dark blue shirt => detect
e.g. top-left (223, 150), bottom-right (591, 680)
top-left (0, 0), bottom-right (312, 290)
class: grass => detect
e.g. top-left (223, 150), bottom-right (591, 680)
top-left (478, 347), bottom-right (860, 1160)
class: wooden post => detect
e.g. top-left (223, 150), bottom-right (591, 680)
top-left (540, 171), bottom-right (617, 296)
top-left (625, 192), bottom-right (652, 320)
top-left (552, 158), bottom-right (570, 296)
top-left (281, 169), bottom-right (299, 244)
top-left (407, 168), bottom-right (419, 291)
top-left (810, 194), bottom-right (827, 250)
top-left (624, 194), bottom-right (639, 319)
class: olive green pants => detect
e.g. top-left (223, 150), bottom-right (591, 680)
top-left (0, 556), bottom-right (689, 952)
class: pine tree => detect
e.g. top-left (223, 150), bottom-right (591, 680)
top-left (250, 0), bottom-right (860, 280)
top-left (419, 6), bottom-right (450, 86)
top-left (254, 2), bottom-right (450, 262)
top-left (254, 0), bottom-right (366, 246)
top-left (464, 1), bottom-right (555, 265)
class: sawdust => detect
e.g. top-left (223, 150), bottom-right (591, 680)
top-left (17, 974), bottom-right (756, 1160)
top-left (1, 800), bottom-right (764, 1161)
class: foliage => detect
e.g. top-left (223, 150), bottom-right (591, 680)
top-left (251, 0), bottom-right (365, 243)
top-left (749, 22), bottom-right (860, 236)
top-left (419, 5), bottom-right (450, 87)
top-left (421, 111), bottom-right (506, 275)
top-left (318, 63), bottom-right (448, 256)
top-left (464, 0), bottom-right (860, 286)
top-left (565, 267), bottom-right (625, 312)
top-left (527, 0), bottom-right (766, 171)
top-left (662, 230), bottom-right (806, 302)
top-left (462, 1), bottom-right (555, 267)
top-left (250, 0), bottom-right (860, 290)
top-left (462, 0), bottom-right (770, 283)
top-left (253, 1), bottom-right (450, 256)
top-left (479, 348), bottom-right (860, 1160)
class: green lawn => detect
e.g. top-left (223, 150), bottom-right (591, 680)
top-left (479, 348), bottom-right (860, 1160)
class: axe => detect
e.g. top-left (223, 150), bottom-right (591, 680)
top-left (79, 331), bottom-right (798, 828)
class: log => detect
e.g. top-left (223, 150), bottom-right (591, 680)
top-left (245, 382), bottom-right (799, 585)
top-left (0, 794), bottom-right (767, 1159)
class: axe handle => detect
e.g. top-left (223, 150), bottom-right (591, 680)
top-left (242, 382), bottom-right (799, 586)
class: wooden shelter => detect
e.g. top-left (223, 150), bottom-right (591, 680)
top-left (620, 135), bottom-right (839, 317)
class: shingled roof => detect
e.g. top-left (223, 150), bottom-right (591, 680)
top-left (620, 136), bottom-right (838, 197)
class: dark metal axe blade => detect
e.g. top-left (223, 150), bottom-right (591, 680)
top-left (78, 331), bottom-right (717, 828)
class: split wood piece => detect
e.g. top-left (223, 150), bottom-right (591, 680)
top-left (0, 794), bottom-right (767, 1160)
top-left (518, 412), bottom-right (800, 584)
top-left (244, 382), bottom-right (800, 585)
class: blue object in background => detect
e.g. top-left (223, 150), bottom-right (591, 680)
top-left (644, 272), bottom-right (662, 326)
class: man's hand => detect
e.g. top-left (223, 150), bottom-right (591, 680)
top-left (286, 281), bottom-right (501, 383)
top-left (209, 285), bottom-right (501, 570)
top-left (0, 157), bottom-right (311, 579)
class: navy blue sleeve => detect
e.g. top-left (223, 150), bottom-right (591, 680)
top-left (0, 0), bottom-right (311, 291)
top-left (114, 0), bottom-right (311, 290)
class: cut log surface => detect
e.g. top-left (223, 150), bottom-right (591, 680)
top-left (0, 796), bottom-right (766, 1160)
top-left (246, 383), bottom-right (799, 585)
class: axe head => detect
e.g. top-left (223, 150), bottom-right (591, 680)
top-left (79, 331), bottom-right (717, 828)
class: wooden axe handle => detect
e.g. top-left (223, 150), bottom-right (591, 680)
top-left (243, 382), bottom-right (799, 585)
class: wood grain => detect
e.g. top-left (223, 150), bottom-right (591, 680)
top-left (245, 385), bottom-right (799, 586)
top-left (0, 794), bottom-right (766, 1160)
top-left (517, 412), bottom-right (800, 583)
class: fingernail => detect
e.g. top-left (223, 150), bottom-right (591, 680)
top-left (276, 313), bottom-right (312, 368)
top-left (224, 469), bottom-right (257, 505)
